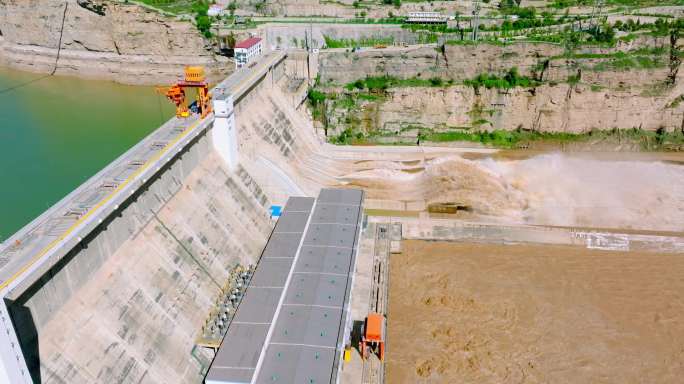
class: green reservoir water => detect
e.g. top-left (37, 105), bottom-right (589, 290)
top-left (0, 67), bottom-right (173, 241)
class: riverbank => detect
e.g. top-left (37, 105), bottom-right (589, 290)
top-left (0, 1), bottom-right (232, 85)
top-left (0, 39), bottom-right (231, 85)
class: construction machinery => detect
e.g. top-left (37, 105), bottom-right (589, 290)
top-left (360, 313), bottom-right (386, 361)
top-left (157, 66), bottom-right (212, 118)
top-left (427, 202), bottom-right (472, 214)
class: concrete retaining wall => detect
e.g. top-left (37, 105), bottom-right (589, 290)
top-left (7, 126), bottom-right (274, 383)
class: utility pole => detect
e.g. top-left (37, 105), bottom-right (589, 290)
top-left (471, 0), bottom-right (481, 41)
top-left (590, 0), bottom-right (604, 32)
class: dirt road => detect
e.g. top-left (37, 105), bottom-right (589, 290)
top-left (386, 240), bottom-right (684, 383)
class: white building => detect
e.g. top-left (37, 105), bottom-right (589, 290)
top-left (207, 4), bottom-right (225, 16)
top-left (234, 37), bottom-right (263, 68)
top-left (406, 12), bottom-right (448, 24)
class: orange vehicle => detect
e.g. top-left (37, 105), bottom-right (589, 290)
top-left (157, 66), bottom-right (212, 118)
top-left (360, 313), bottom-right (385, 361)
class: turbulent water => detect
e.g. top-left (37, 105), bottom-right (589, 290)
top-left (0, 67), bottom-right (173, 240)
top-left (480, 154), bottom-right (684, 231)
top-left (343, 153), bottom-right (684, 232)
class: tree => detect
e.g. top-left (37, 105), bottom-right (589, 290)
top-left (193, 1), bottom-right (212, 38)
top-left (588, 23), bottom-right (615, 43)
top-left (196, 15), bottom-right (212, 38)
top-left (226, 32), bottom-right (236, 49)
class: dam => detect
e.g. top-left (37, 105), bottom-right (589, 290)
top-left (2, 44), bottom-right (684, 384)
top-left (4, 0), bottom-right (684, 381)
top-left (0, 47), bottom-right (406, 384)
top-left (0, 51), bottom-right (294, 383)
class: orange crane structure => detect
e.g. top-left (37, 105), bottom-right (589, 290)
top-left (360, 312), bottom-right (386, 361)
top-left (157, 66), bottom-right (212, 118)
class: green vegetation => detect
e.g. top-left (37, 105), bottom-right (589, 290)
top-left (136, 1), bottom-right (217, 37)
top-left (593, 55), bottom-right (663, 71)
top-left (323, 35), bottom-right (394, 48)
top-left (551, 0), bottom-right (684, 9)
top-left (463, 68), bottom-right (539, 90)
top-left (329, 128), bottom-right (364, 145)
top-left (345, 75), bottom-right (453, 92)
top-left (402, 23), bottom-right (458, 33)
top-left (137, 0), bottom-right (212, 19)
top-left (544, 45), bottom-right (667, 72)
top-left (137, 0), bottom-right (199, 14)
top-left (307, 89), bottom-right (327, 121)
top-left (252, 17), bottom-right (406, 25)
top-left (667, 94), bottom-right (684, 108)
top-left (567, 73), bottom-right (581, 85)
top-left (417, 128), bottom-right (581, 148)
top-left (337, 126), bottom-right (684, 150)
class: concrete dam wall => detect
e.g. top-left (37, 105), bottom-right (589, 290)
top-left (9, 130), bottom-right (274, 383)
top-left (0, 54), bottom-right (295, 384)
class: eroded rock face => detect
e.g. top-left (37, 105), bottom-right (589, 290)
top-left (260, 0), bottom-right (468, 18)
top-left (0, 0), bottom-right (231, 84)
top-left (318, 36), bottom-right (678, 85)
top-left (374, 83), bottom-right (684, 133)
top-left (320, 36), bottom-right (684, 134)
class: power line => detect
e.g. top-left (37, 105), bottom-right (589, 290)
top-left (472, 0), bottom-right (481, 41)
top-left (51, 2), bottom-right (69, 75)
top-left (0, 2), bottom-right (68, 95)
top-left (0, 75), bottom-right (51, 96)
top-left (590, 0), bottom-right (605, 32)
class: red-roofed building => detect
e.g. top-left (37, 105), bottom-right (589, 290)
top-left (234, 37), bottom-right (263, 68)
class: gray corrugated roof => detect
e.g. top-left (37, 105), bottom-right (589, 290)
top-left (261, 232), bottom-right (303, 260)
top-left (205, 190), bottom-right (363, 384)
top-left (295, 246), bottom-right (354, 276)
top-left (255, 345), bottom-right (336, 384)
top-left (302, 223), bottom-right (357, 249)
top-left (316, 189), bottom-right (363, 205)
top-left (205, 197), bottom-right (314, 384)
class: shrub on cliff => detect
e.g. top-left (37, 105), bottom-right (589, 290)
top-left (192, 1), bottom-right (212, 38)
top-left (307, 89), bottom-right (327, 106)
top-left (464, 67), bottom-right (538, 90)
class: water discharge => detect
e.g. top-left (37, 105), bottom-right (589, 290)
top-left (481, 154), bottom-right (684, 231)
top-left (343, 153), bottom-right (684, 232)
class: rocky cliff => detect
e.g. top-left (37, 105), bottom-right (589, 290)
top-left (0, 0), bottom-right (232, 84)
top-left (318, 37), bottom-right (684, 135)
top-left (255, 0), bottom-right (469, 19)
top-left (318, 36), bottom-right (677, 84)
top-left (368, 83), bottom-right (684, 134)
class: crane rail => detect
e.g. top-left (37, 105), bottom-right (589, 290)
top-left (362, 223), bottom-right (390, 384)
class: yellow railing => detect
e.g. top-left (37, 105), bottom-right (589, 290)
top-left (0, 118), bottom-right (204, 292)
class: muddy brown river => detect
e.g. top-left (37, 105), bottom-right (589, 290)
top-left (386, 240), bottom-right (684, 384)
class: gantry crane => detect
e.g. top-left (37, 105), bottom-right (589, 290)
top-left (360, 313), bottom-right (386, 361)
top-left (157, 66), bottom-right (212, 118)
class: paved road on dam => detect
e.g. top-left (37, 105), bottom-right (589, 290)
top-left (0, 51), bottom-right (285, 297)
